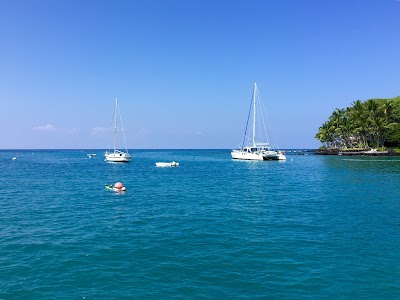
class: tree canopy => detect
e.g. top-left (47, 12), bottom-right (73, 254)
top-left (315, 96), bottom-right (400, 149)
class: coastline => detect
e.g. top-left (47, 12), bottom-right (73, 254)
top-left (316, 148), bottom-right (400, 156)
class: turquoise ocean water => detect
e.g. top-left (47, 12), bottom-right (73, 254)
top-left (1, 149), bottom-right (400, 298)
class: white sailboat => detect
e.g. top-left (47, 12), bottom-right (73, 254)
top-left (231, 83), bottom-right (286, 161)
top-left (105, 98), bottom-right (132, 163)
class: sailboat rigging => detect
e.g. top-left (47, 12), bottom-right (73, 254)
top-left (231, 83), bottom-right (286, 161)
top-left (105, 98), bottom-right (132, 162)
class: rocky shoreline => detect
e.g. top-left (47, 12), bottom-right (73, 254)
top-left (316, 148), bottom-right (400, 156)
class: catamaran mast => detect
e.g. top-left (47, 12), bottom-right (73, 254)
top-left (114, 98), bottom-right (118, 152)
top-left (252, 83), bottom-right (257, 146)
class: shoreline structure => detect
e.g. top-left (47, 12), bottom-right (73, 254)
top-left (316, 148), bottom-right (400, 156)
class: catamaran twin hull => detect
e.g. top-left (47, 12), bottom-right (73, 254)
top-left (231, 150), bottom-right (264, 160)
top-left (263, 152), bottom-right (286, 160)
top-left (231, 83), bottom-right (286, 161)
top-left (231, 150), bottom-right (286, 161)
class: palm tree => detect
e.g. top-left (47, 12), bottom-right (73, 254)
top-left (315, 97), bottom-right (400, 149)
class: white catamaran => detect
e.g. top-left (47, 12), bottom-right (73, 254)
top-left (231, 83), bottom-right (286, 161)
top-left (105, 98), bottom-right (132, 162)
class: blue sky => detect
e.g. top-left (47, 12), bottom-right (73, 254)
top-left (1, 0), bottom-right (399, 149)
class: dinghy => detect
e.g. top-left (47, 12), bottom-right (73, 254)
top-left (155, 161), bottom-right (179, 167)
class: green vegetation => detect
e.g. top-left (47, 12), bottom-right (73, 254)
top-left (315, 96), bottom-right (400, 149)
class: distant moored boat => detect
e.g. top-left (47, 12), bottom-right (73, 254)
top-left (231, 83), bottom-right (286, 161)
top-left (105, 98), bottom-right (132, 163)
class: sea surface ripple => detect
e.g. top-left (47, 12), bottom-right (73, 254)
top-left (1, 150), bottom-right (400, 298)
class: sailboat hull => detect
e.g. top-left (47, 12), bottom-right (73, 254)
top-left (263, 151), bottom-right (286, 160)
top-left (105, 152), bottom-right (131, 162)
top-left (231, 150), bottom-right (264, 160)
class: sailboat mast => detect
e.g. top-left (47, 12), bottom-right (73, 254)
top-left (252, 83), bottom-right (257, 146)
top-left (114, 98), bottom-right (118, 151)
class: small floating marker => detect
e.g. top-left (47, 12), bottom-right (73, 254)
top-left (12, 157), bottom-right (17, 160)
top-left (114, 182), bottom-right (123, 189)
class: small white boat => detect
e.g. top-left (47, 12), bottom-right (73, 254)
top-left (155, 161), bottom-right (180, 167)
top-left (231, 83), bottom-right (286, 161)
top-left (105, 98), bottom-right (132, 163)
top-left (87, 153), bottom-right (97, 158)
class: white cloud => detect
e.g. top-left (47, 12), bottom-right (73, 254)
top-left (32, 124), bottom-right (79, 134)
top-left (33, 124), bottom-right (57, 131)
